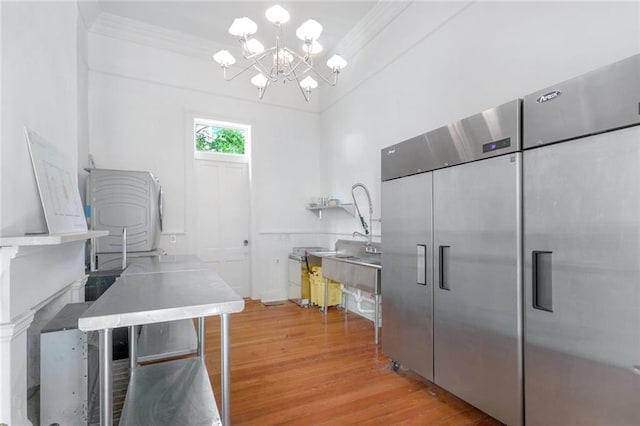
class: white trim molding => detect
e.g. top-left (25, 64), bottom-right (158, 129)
top-left (0, 247), bottom-right (18, 324)
top-left (331, 1), bottom-right (413, 61)
top-left (90, 12), bottom-right (227, 61)
top-left (0, 309), bottom-right (35, 343)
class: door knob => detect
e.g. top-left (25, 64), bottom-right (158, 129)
top-left (243, 240), bottom-right (249, 246)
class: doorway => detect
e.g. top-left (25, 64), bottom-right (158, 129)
top-left (190, 117), bottom-right (251, 297)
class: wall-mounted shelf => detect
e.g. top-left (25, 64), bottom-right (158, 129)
top-left (0, 230), bottom-right (109, 247)
top-left (307, 203), bottom-right (355, 219)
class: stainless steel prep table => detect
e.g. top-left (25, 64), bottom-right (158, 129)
top-left (121, 254), bottom-right (213, 362)
top-left (121, 254), bottom-right (208, 275)
top-left (78, 265), bottom-right (244, 426)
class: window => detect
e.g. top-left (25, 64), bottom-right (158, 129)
top-left (194, 118), bottom-right (250, 162)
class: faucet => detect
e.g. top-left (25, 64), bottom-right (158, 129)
top-left (351, 183), bottom-right (377, 253)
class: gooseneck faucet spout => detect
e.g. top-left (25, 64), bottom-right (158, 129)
top-left (351, 183), bottom-right (373, 246)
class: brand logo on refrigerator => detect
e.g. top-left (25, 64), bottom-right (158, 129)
top-left (536, 90), bottom-right (562, 103)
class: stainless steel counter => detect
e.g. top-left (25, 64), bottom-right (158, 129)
top-left (79, 255), bottom-right (243, 426)
top-left (121, 254), bottom-right (209, 275)
top-left (79, 270), bottom-right (243, 330)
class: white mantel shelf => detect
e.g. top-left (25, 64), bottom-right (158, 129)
top-left (0, 230), bottom-right (108, 247)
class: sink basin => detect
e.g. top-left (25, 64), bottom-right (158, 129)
top-left (357, 257), bottom-right (381, 266)
top-left (332, 255), bottom-right (381, 268)
top-left (322, 255), bottom-right (382, 294)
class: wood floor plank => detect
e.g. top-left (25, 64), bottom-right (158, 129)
top-left (203, 300), bottom-right (503, 425)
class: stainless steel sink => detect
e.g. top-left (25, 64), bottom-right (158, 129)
top-left (319, 239), bottom-right (383, 345)
top-left (331, 255), bottom-right (382, 269)
top-left (321, 255), bottom-right (381, 294)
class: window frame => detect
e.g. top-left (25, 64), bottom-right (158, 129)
top-left (193, 117), bottom-right (251, 163)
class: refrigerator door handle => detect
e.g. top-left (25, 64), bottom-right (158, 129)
top-left (532, 251), bottom-right (553, 312)
top-left (417, 244), bottom-right (427, 285)
top-left (158, 186), bottom-right (164, 232)
top-left (439, 245), bottom-right (451, 291)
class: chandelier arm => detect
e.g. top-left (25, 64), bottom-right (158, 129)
top-left (284, 64), bottom-right (338, 86)
top-left (305, 66), bottom-right (339, 86)
top-left (222, 61), bottom-right (262, 82)
top-left (251, 59), bottom-right (278, 82)
top-left (283, 47), bottom-right (309, 62)
top-left (279, 48), bottom-right (337, 86)
top-left (294, 77), bottom-right (311, 102)
top-left (257, 79), bottom-right (270, 100)
top-left (241, 46), bottom-right (276, 62)
top-left (282, 58), bottom-right (311, 81)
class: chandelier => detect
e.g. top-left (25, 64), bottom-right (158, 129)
top-left (212, 4), bottom-right (347, 102)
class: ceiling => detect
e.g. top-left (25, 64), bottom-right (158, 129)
top-left (97, 1), bottom-right (379, 59)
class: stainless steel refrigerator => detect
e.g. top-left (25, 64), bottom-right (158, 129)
top-left (382, 172), bottom-right (433, 380)
top-left (523, 54), bottom-right (640, 425)
top-left (381, 100), bottom-right (522, 425)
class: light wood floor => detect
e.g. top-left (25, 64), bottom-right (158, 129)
top-left (204, 299), bottom-right (502, 425)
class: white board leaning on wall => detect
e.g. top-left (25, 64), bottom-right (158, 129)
top-left (25, 127), bottom-right (87, 234)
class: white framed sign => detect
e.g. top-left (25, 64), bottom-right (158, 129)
top-left (25, 127), bottom-right (87, 234)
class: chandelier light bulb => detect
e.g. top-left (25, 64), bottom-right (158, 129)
top-left (265, 5), bottom-right (290, 25)
top-left (251, 73), bottom-right (269, 89)
top-left (213, 50), bottom-right (236, 67)
top-left (274, 49), bottom-right (293, 67)
top-left (296, 19), bottom-right (323, 42)
top-left (302, 40), bottom-right (323, 55)
top-left (300, 76), bottom-right (318, 90)
top-left (228, 17), bottom-right (258, 37)
top-left (326, 54), bottom-right (347, 71)
top-left (245, 39), bottom-right (265, 55)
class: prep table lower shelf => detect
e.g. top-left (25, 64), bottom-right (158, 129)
top-left (119, 358), bottom-right (221, 426)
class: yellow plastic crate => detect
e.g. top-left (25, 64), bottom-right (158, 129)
top-left (301, 270), bottom-right (311, 301)
top-left (309, 266), bottom-right (342, 307)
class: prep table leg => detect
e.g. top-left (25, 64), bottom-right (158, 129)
top-left (323, 277), bottom-right (329, 314)
top-left (128, 325), bottom-right (138, 375)
top-left (99, 328), bottom-right (113, 426)
top-left (221, 313), bottom-right (231, 426)
top-left (374, 294), bottom-right (380, 345)
top-left (197, 316), bottom-right (206, 357)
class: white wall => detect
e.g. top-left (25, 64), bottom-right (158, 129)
top-left (0, 2), bottom-right (89, 423)
top-left (0, 0), bottom-right (88, 317)
top-left (1, 1), bottom-right (81, 236)
top-left (319, 0), bottom-right (640, 238)
top-left (77, 3), bottom-right (93, 201)
top-left (87, 22), bottom-right (329, 301)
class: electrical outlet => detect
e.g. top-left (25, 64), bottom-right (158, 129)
top-left (169, 235), bottom-right (177, 243)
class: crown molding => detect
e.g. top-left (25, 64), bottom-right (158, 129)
top-left (89, 12), bottom-right (230, 61)
top-left (330, 1), bottom-right (413, 60)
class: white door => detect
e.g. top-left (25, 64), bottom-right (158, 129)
top-left (194, 159), bottom-right (250, 297)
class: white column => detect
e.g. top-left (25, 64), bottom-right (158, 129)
top-left (0, 310), bottom-right (35, 426)
top-left (0, 245), bottom-right (85, 425)
top-left (68, 275), bottom-right (88, 303)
